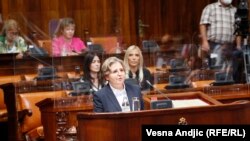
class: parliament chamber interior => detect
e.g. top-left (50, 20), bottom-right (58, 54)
top-left (1, 0), bottom-right (250, 141)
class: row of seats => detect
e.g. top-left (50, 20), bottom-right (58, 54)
top-left (18, 90), bottom-right (67, 140)
top-left (0, 82), bottom-right (67, 141)
top-left (38, 36), bottom-right (119, 56)
top-left (0, 71), bottom-right (79, 83)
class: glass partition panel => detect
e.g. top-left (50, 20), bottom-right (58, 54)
top-left (0, 1), bottom-right (248, 140)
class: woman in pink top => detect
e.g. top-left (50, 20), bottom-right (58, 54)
top-left (52, 17), bottom-right (86, 56)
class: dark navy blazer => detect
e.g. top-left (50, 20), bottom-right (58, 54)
top-left (93, 82), bottom-right (144, 112)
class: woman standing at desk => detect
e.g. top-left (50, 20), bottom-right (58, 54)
top-left (123, 45), bottom-right (153, 91)
top-left (52, 17), bottom-right (86, 57)
top-left (93, 57), bottom-right (144, 112)
top-left (0, 19), bottom-right (27, 58)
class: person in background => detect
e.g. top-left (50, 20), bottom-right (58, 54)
top-left (52, 17), bottom-right (86, 57)
top-left (185, 46), bottom-right (203, 84)
top-left (0, 19), bottom-right (27, 58)
top-left (199, 0), bottom-right (241, 69)
top-left (123, 45), bottom-right (153, 91)
top-left (93, 57), bottom-right (144, 112)
top-left (80, 52), bottom-right (104, 92)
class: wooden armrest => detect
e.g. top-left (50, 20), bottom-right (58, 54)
top-left (0, 109), bottom-right (32, 123)
top-left (0, 112), bottom-right (8, 122)
top-left (18, 109), bottom-right (32, 123)
top-left (0, 112), bottom-right (7, 119)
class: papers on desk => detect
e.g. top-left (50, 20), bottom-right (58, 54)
top-left (173, 99), bottom-right (209, 108)
top-left (191, 80), bottom-right (214, 88)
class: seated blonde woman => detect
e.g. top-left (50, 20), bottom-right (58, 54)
top-left (0, 19), bottom-right (27, 58)
top-left (52, 17), bottom-right (86, 57)
top-left (123, 45), bottom-right (153, 91)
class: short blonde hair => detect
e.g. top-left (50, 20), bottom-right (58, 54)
top-left (102, 57), bottom-right (125, 76)
top-left (54, 17), bottom-right (75, 37)
top-left (1, 19), bottom-right (20, 36)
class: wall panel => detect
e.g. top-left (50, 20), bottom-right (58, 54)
top-left (0, 0), bottom-right (245, 47)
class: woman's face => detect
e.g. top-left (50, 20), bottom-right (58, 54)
top-left (90, 56), bottom-right (101, 73)
top-left (106, 62), bottom-right (125, 88)
top-left (6, 28), bottom-right (18, 42)
top-left (62, 24), bottom-right (75, 40)
top-left (188, 56), bottom-right (195, 69)
top-left (128, 49), bottom-right (140, 67)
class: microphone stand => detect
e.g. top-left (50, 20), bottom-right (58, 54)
top-left (146, 80), bottom-right (173, 108)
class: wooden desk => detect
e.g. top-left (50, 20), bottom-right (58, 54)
top-left (36, 96), bottom-right (93, 141)
top-left (143, 91), bottom-right (222, 110)
top-left (191, 80), bottom-right (214, 88)
top-left (147, 66), bottom-right (170, 74)
top-left (147, 82), bottom-right (204, 95)
top-left (0, 75), bottom-right (21, 85)
top-left (77, 98), bottom-right (250, 141)
top-left (15, 78), bottom-right (72, 93)
top-left (154, 80), bottom-right (214, 90)
top-left (0, 55), bottom-right (88, 75)
top-left (203, 83), bottom-right (250, 103)
top-left (0, 51), bottom-right (169, 76)
top-left (151, 82), bottom-right (250, 103)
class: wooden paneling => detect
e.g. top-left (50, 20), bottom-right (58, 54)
top-left (0, 0), bottom-right (245, 47)
top-left (77, 99), bottom-right (250, 141)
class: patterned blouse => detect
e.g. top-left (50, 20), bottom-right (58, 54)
top-left (0, 35), bottom-right (27, 53)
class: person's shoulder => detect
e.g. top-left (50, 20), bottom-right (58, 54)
top-left (72, 37), bottom-right (83, 42)
top-left (95, 84), bottom-right (109, 95)
top-left (72, 37), bottom-right (85, 47)
top-left (17, 36), bottom-right (26, 42)
top-left (204, 2), bottom-right (219, 9)
top-left (143, 67), bottom-right (151, 74)
top-left (52, 36), bottom-right (63, 43)
top-left (231, 5), bottom-right (237, 10)
top-left (125, 83), bottom-right (141, 90)
top-left (0, 35), bottom-right (5, 43)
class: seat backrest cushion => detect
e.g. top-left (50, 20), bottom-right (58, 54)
top-left (90, 36), bottom-right (118, 54)
top-left (0, 88), bottom-right (7, 117)
top-left (0, 88), bottom-right (6, 109)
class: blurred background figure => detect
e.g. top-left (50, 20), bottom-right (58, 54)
top-left (0, 19), bottom-right (27, 58)
top-left (52, 17), bottom-right (86, 57)
top-left (123, 45), bottom-right (153, 91)
top-left (199, 0), bottom-right (241, 70)
top-left (161, 34), bottom-right (174, 49)
top-left (93, 57), bottom-right (144, 112)
top-left (185, 45), bottom-right (203, 84)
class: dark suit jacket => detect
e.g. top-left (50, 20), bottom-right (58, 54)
top-left (93, 82), bottom-right (144, 112)
top-left (128, 67), bottom-right (153, 91)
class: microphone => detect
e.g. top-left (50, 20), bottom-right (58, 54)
top-left (145, 80), bottom-right (173, 109)
top-left (146, 80), bottom-right (165, 95)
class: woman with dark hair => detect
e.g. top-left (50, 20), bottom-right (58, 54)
top-left (80, 52), bottom-right (104, 92)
